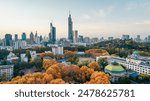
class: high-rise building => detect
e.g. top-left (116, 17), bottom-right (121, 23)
top-left (68, 12), bottom-right (73, 43)
top-left (30, 32), bottom-right (34, 44)
top-left (40, 35), bottom-right (43, 42)
top-left (49, 22), bottom-right (56, 44)
top-left (22, 32), bottom-right (26, 41)
top-left (35, 31), bottom-right (38, 43)
top-left (135, 35), bottom-right (141, 42)
top-left (78, 35), bottom-right (84, 43)
top-left (74, 30), bottom-right (78, 43)
top-left (14, 34), bottom-right (18, 41)
top-left (5, 34), bottom-right (12, 46)
top-left (108, 37), bottom-right (114, 40)
top-left (122, 35), bottom-right (130, 40)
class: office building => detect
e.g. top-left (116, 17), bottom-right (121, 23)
top-left (22, 32), bottom-right (26, 41)
top-left (49, 22), bottom-right (56, 44)
top-left (52, 45), bottom-right (64, 55)
top-left (14, 34), bottom-right (18, 41)
top-left (74, 30), bottom-right (78, 43)
top-left (122, 35), bottom-right (130, 40)
top-left (30, 32), bottom-right (34, 44)
top-left (68, 12), bottom-right (73, 43)
top-left (5, 34), bottom-right (12, 46)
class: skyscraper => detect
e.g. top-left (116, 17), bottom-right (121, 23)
top-left (30, 32), bottom-right (34, 44)
top-left (49, 22), bottom-right (56, 44)
top-left (68, 11), bottom-right (73, 43)
top-left (14, 34), bottom-right (18, 41)
top-left (74, 30), bottom-right (78, 43)
top-left (22, 32), bottom-right (26, 41)
top-left (5, 34), bottom-right (12, 46)
top-left (35, 31), bottom-right (38, 44)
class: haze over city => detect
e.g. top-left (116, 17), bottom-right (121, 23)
top-left (0, 0), bottom-right (150, 39)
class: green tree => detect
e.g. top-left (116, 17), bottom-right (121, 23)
top-left (98, 58), bottom-right (108, 70)
top-left (118, 76), bottom-right (131, 84)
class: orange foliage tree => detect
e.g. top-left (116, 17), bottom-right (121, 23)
top-left (85, 72), bottom-right (111, 84)
top-left (85, 49), bottom-right (109, 57)
top-left (40, 52), bottom-right (54, 58)
top-left (1, 59), bottom-right (111, 84)
top-left (64, 50), bottom-right (77, 57)
top-left (42, 59), bottom-right (58, 70)
top-left (80, 66), bottom-right (94, 82)
top-left (88, 61), bottom-right (101, 71)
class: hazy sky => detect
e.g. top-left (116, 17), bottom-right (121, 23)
top-left (0, 0), bottom-right (150, 39)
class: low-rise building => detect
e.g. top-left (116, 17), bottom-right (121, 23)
top-left (97, 51), bottom-right (150, 75)
top-left (20, 54), bottom-right (28, 62)
top-left (0, 65), bottom-right (14, 80)
top-left (30, 51), bottom-right (37, 60)
top-left (52, 46), bottom-right (63, 55)
top-left (7, 52), bottom-right (19, 63)
top-left (105, 62), bottom-right (127, 82)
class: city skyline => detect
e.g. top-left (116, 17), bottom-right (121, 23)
top-left (0, 0), bottom-right (150, 39)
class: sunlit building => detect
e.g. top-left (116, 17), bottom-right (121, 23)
top-left (97, 51), bottom-right (150, 75)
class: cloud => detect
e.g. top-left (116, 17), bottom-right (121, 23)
top-left (95, 6), bottom-right (114, 17)
top-left (127, 1), bottom-right (150, 11)
top-left (135, 20), bottom-right (150, 25)
top-left (82, 14), bottom-right (91, 20)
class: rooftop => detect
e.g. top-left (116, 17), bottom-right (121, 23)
top-left (105, 62), bottom-right (126, 73)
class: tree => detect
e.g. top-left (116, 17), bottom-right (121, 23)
top-left (30, 57), bottom-right (43, 68)
top-left (64, 50), bottom-right (77, 57)
top-left (26, 50), bottom-right (31, 61)
top-left (42, 60), bottom-right (58, 70)
top-left (68, 56), bottom-right (79, 64)
top-left (85, 49), bottom-right (109, 57)
top-left (97, 58), bottom-right (108, 70)
top-left (77, 60), bottom-right (91, 67)
top-left (85, 72), bottom-right (110, 84)
top-left (80, 66), bottom-right (94, 82)
top-left (118, 76), bottom-right (131, 84)
top-left (88, 61), bottom-right (100, 71)
top-left (50, 79), bottom-right (66, 84)
top-left (40, 52), bottom-right (54, 58)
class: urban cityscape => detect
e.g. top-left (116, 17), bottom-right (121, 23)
top-left (0, 0), bottom-right (150, 84)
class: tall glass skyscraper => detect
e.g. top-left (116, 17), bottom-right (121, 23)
top-left (22, 32), bottom-right (26, 41)
top-left (5, 34), bottom-right (12, 46)
top-left (49, 23), bottom-right (56, 44)
top-left (68, 12), bottom-right (73, 43)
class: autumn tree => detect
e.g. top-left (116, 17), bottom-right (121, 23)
top-left (88, 61), bottom-right (101, 71)
top-left (86, 72), bottom-right (111, 84)
top-left (85, 49), bottom-right (109, 57)
top-left (79, 66), bottom-right (94, 83)
top-left (50, 79), bottom-right (66, 84)
top-left (42, 60), bottom-right (58, 70)
top-left (77, 60), bottom-right (91, 67)
top-left (40, 52), bottom-right (54, 58)
top-left (64, 50), bottom-right (77, 57)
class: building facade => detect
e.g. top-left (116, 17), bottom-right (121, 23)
top-left (52, 46), bottom-right (63, 55)
top-left (0, 65), bottom-right (14, 80)
top-left (5, 34), bottom-right (12, 46)
top-left (97, 52), bottom-right (150, 75)
top-left (22, 32), bottom-right (27, 41)
top-left (49, 23), bottom-right (56, 44)
top-left (68, 12), bottom-right (73, 43)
